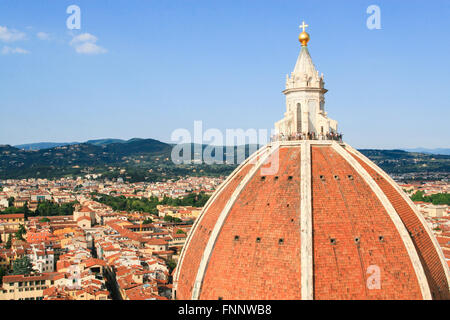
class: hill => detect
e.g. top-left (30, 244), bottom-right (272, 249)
top-left (14, 142), bottom-right (79, 151)
top-left (1, 140), bottom-right (449, 182)
top-left (14, 138), bottom-right (131, 150)
top-left (403, 148), bottom-right (450, 156)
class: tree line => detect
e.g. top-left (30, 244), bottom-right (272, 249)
top-left (0, 199), bottom-right (78, 219)
top-left (91, 191), bottom-right (210, 216)
top-left (410, 191), bottom-right (450, 205)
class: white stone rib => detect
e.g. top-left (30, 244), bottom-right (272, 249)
top-left (300, 141), bottom-right (313, 300)
top-left (191, 143), bottom-right (280, 300)
top-left (173, 144), bottom-right (270, 287)
top-left (344, 143), bottom-right (450, 290)
top-left (332, 142), bottom-right (432, 300)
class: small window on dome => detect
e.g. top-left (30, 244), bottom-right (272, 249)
top-left (256, 237), bottom-right (261, 243)
top-left (234, 235), bottom-right (240, 241)
top-left (274, 176), bottom-right (279, 180)
top-left (278, 238), bottom-right (284, 245)
top-left (319, 175), bottom-right (325, 181)
top-left (261, 176), bottom-right (266, 181)
top-left (330, 238), bottom-right (337, 245)
top-left (288, 176), bottom-right (293, 180)
top-left (354, 237), bottom-right (360, 244)
top-left (334, 175), bottom-right (339, 180)
top-left (347, 175), bottom-right (353, 180)
top-left (379, 236), bottom-right (384, 242)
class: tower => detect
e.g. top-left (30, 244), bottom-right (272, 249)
top-left (275, 22), bottom-right (338, 137)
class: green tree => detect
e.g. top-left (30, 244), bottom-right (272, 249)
top-left (166, 259), bottom-right (177, 274)
top-left (164, 215), bottom-right (182, 223)
top-left (410, 191), bottom-right (450, 206)
top-left (164, 215), bottom-right (174, 222)
top-left (143, 218), bottom-right (153, 224)
top-left (7, 197), bottom-right (14, 207)
top-left (39, 217), bottom-right (51, 223)
top-left (5, 234), bottom-right (12, 249)
top-left (176, 229), bottom-right (186, 234)
top-left (12, 256), bottom-right (34, 275)
top-left (33, 200), bottom-right (77, 217)
top-left (0, 266), bottom-right (6, 284)
top-left (410, 191), bottom-right (425, 202)
top-left (23, 202), bottom-right (31, 220)
top-left (15, 224), bottom-right (27, 241)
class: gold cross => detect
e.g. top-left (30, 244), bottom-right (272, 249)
top-left (299, 21), bottom-right (309, 32)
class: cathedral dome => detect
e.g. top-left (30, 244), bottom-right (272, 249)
top-left (172, 24), bottom-right (450, 300)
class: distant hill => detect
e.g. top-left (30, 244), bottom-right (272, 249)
top-left (2, 139), bottom-right (449, 182)
top-left (85, 139), bottom-right (126, 146)
top-left (14, 142), bottom-right (79, 150)
top-left (359, 149), bottom-right (450, 174)
top-left (403, 148), bottom-right (450, 156)
top-left (15, 138), bottom-right (137, 150)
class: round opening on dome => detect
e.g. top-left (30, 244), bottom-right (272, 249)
top-left (278, 238), bottom-right (284, 245)
top-left (379, 236), bottom-right (384, 242)
top-left (261, 176), bottom-right (266, 181)
top-left (347, 175), bottom-right (353, 180)
top-left (234, 235), bottom-right (240, 241)
top-left (334, 175), bottom-right (340, 180)
top-left (274, 176), bottom-right (279, 180)
top-left (319, 175), bottom-right (325, 181)
top-left (288, 176), bottom-right (293, 180)
top-left (256, 237), bottom-right (261, 243)
top-left (330, 238), bottom-right (337, 245)
top-left (354, 237), bottom-right (360, 244)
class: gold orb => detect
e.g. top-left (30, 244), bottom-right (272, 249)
top-left (299, 31), bottom-right (310, 46)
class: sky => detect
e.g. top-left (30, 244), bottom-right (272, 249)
top-left (0, 0), bottom-right (449, 149)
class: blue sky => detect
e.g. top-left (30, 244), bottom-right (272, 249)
top-left (0, 0), bottom-right (449, 149)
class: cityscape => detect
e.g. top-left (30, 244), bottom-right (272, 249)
top-left (1, 0), bottom-right (449, 304)
top-left (0, 173), bottom-right (448, 300)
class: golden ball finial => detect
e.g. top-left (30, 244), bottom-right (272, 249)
top-left (299, 21), bottom-right (310, 46)
top-left (299, 31), bottom-right (310, 46)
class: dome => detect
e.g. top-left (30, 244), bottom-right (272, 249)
top-left (172, 24), bottom-right (450, 300)
top-left (173, 142), bottom-right (450, 300)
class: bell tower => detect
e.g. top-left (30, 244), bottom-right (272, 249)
top-left (275, 22), bottom-right (338, 138)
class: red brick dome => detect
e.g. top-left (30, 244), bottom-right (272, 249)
top-left (173, 142), bottom-right (450, 300)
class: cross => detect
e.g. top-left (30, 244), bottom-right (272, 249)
top-left (299, 21), bottom-right (309, 32)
